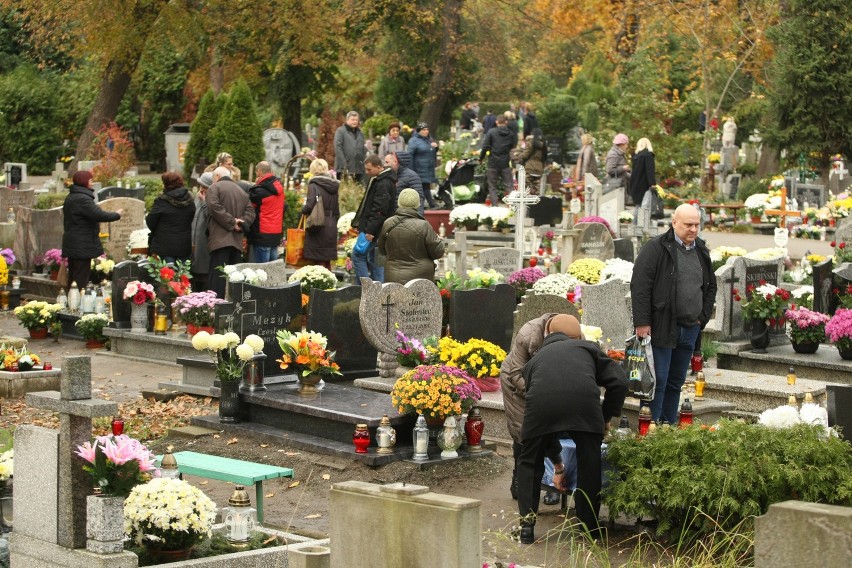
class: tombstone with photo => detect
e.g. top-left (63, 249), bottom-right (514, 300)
top-left (812, 259), bottom-right (835, 315)
top-left (792, 183), bottom-right (826, 209)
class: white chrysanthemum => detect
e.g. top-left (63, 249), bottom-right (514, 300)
top-left (255, 269), bottom-right (268, 282)
top-left (245, 334), bottom-right (264, 352)
top-left (758, 405), bottom-right (801, 428)
top-left (599, 258), bottom-right (634, 283)
top-left (580, 325), bottom-right (603, 342)
top-left (799, 403), bottom-right (829, 428)
top-left (242, 268), bottom-right (256, 281)
top-left (223, 265), bottom-right (237, 274)
top-left (744, 247), bottom-right (786, 260)
top-left (337, 211), bottom-right (355, 235)
top-left (532, 273), bottom-right (580, 296)
top-left (235, 343), bottom-right (255, 361)
top-left (207, 334), bottom-right (228, 351)
top-left (223, 331), bottom-right (240, 347)
top-left (228, 271), bottom-right (245, 282)
top-left (191, 331), bottom-right (210, 351)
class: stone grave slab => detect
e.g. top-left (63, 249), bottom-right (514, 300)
top-left (812, 258), bottom-right (835, 315)
top-left (613, 238), bottom-right (634, 262)
top-left (0, 186), bottom-right (35, 216)
top-left (449, 283), bottom-right (516, 351)
top-left (581, 278), bottom-right (633, 345)
top-left (359, 278), bottom-right (443, 354)
top-left (110, 260), bottom-right (143, 328)
top-left (13, 425), bottom-right (60, 543)
top-left (597, 187), bottom-right (623, 233)
top-left (96, 185), bottom-right (146, 202)
top-left (307, 285), bottom-right (377, 377)
top-left (527, 195), bottom-right (563, 226)
top-left (13, 206), bottom-right (63, 270)
top-left (826, 384), bottom-right (852, 441)
top-left (512, 290), bottom-right (581, 341)
top-left (755, 501), bottom-right (852, 568)
top-left (572, 222), bottom-right (615, 261)
top-left (477, 247), bottom-right (521, 279)
top-left (216, 280), bottom-right (303, 377)
top-left (792, 183), bottom-right (826, 209)
top-left (98, 197), bottom-right (146, 261)
top-left (714, 255), bottom-right (785, 341)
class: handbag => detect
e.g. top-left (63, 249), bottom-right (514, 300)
top-left (285, 216), bottom-right (306, 266)
top-left (650, 187), bottom-right (665, 220)
top-left (305, 195), bottom-right (325, 232)
top-left (353, 232), bottom-right (371, 255)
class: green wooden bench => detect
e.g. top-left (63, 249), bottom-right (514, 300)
top-left (156, 451), bottom-right (294, 523)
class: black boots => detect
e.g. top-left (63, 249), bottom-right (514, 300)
top-left (520, 525), bottom-right (535, 544)
top-left (510, 468), bottom-right (518, 500)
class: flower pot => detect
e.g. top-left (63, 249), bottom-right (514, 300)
top-left (472, 375), bottom-right (500, 392)
top-left (28, 328), bottom-right (48, 340)
top-left (85, 339), bottom-right (106, 349)
top-left (750, 319), bottom-right (770, 353)
top-left (50, 269), bottom-right (59, 281)
top-left (838, 346), bottom-right (852, 360)
top-left (145, 546), bottom-right (194, 562)
top-left (186, 323), bottom-right (215, 337)
top-left (791, 340), bottom-right (819, 354)
top-left (130, 302), bottom-right (148, 332)
top-left (86, 494), bottom-right (124, 554)
top-left (750, 216), bottom-right (762, 224)
top-left (298, 373), bottom-right (324, 394)
top-left (218, 378), bottom-right (241, 423)
top-left (829, 218), bottom-right (837, 227)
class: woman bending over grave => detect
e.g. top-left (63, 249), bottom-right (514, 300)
top-left (146, 172), bottom-right (196, 264)
top-left (301, 159), bottom-right (340, 269)
top-left (377, 188), bottom-right (445, 284)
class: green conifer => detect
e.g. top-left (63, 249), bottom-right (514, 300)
top-left (211, 80), bottom-right (264, 174)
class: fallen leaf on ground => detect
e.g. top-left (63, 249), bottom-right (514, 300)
top-left (114, 373), bottom-right (123, 376)
top-left (288, 481), bottom-right (300, 488)
top-left (213, 434), bottom-right (221, 439)
top-left (226, 438), bottom-right (239, 445)
top-left (265, 492), bottom-right (275, 498)
top-left (284, 452), bottom-right (300, 456)
top-left (321, 474), bottom-right (330, 480)
top-left (260, 444), bottom-right (269, 448)
top-left (199, 481), bottom-right (209, 485)
top-left (304, 514), bottom-right (321, 519)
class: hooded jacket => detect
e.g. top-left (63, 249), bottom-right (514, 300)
top-left (393, 152), bottom-right (425, 211)
top-left (248, 173), bottom-right (285, 247)
top-left (62, 184), bottom-right (121, 260)
top-left (301, 175), bottom-right (340, 261)
top-left (480, 125), bottom-right (518, 170)
top-left (146, 187), bottom-right (196, 259)
top-left (377, 208), bottom-right (445, 284)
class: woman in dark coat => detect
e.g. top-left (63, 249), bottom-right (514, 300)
top-left (628, 138), bottom-right (657, 225)
top-left (191, 172), bottom-right (213, 291)
top-left (377, 188), bottom-right (445, 284)
top-left (62, 170), bottom-right (122, 289)
top-left (146, 171), bottom-right (196, 264)
top-left (301, 159), bottom-right (340, 268)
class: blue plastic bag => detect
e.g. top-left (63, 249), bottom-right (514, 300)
top-left (353, 232), bottom-right (370, 255)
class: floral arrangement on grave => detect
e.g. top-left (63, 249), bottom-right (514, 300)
top-left (829, 240), bottom-right (852, 264)
top-left (123, 280), bottom-right (156, 305)
top-left (172, 291), bottom-right (227, 327)
top-left (395, 329), bottom-right (436, 368)
top-left (826, 308), bottom-right (852, 353)
top-left (599, 258), bottom-right (634, 284)
top-left (124, 477), bottom-right (217, 552)
top-left (0, 256), bottom-right (7, 287)
top-left (42, 248), bottom-right (66, 272)
top-left (0, 248), bottom-right (14, 268)
top-left (1, 345), bottom-right (41, 371)
top-left (431, 336), bottom-right (506, 390)
top-left (618, 211), bottom-right (634, 224)
top-left (126, 228), bottom-right (150, 255)
top-left (507, 267), bottom-right (547, 300)
top-left (735, 280), bottom-right (791, 325)
top-left (826, 195), bottom-right (852, 219)
top-left (146, 256), bottom-right (192, 296)
top-left (191, 331), bottom-right (265, 381)
top-left (758, 403), bottom-right (832, 437)
top-left (707, 152), bottom-right (721, 164)
top-left (577, 216), bottom-right (616, 237)
top-left (391, 364), bottom-right (482, 420)
top-left (289, 265), bottom-right (336, 293)
top-left (276, 329), bottom-right (342, 380)
top-left (13, 300), bottom-right (62, 330)
top-left (449, 203), bottom-right (492, 229)
top-left (75, 433), bottom-right (156, 497)
top-left (463, 267), bottom-right (505, 289)
top-left (568, 257), bottom-right (605, 284)
top-left (709, 246), bottom-right (747, 271)
top-left (835, 283), bottom-right (852, 310)
top-left (743, 247), bottom-right (786, 262)
top-left (489, 207), bottom-right (513, 229)
top-left (790, 286), bottom-right (814, 310)
top-left (90, 255), bottom-right (115, 279)
top-left (0, 449), bottom-right (12, 481)
top-left (337, 211), bottom-right (355, 236)
top-left (532, 273), bottom-right (581, 297)
top-left (784, 307), bottom-right (829, 345)
top-left (221, 265), bottom-right (269, 285)
top-left (540, 230), bottom-right (555, 251)
top-left (744, 193), bottom-right (769, 218)
top-left (75, 313), bottom-right (110, 342)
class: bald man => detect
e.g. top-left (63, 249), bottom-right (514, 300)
top-left (631, 204), bottom-right (716, 423)
top-left (517, 315), bottom-right (628, 543)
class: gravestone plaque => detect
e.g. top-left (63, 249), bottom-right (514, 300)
top-left (359, 278), bottom-right (442, 354)
top-left (96, 185), bottom-right (146, 202)
top-left (307, 285), bottom-right (377, 377)
top-left (726, 174), bottom-right (741, 200)
top-left (216, 280), bottom-right (303, 376)
top-left (527, 196), bottom-right (563, 227)
top-left (812, 258), bottom-right (835, 315)
top-left (449, 283), bottom-right (516, 351)
top-left (110, 260), bottom-right (143, 328)
top-left (792, 183), bottom-right (826, 209)
top-left (478, 247), bottom-right (522, 279)
top-left (13, 206), bottom-right (63, 270)
top-left (613, 238), bottom-right (634, 262)
top-left (513, 290), bottom-right (581, 340)
top-left (0, 186), bottom-right (35, 214)
top-left (744, 262), bottom-right (780, 290)
top-left (98, 197), bottom-right (146, 261)
top-left (572, 222), bottom-right (615, 261)
top-left (581, 279), bottom-right (634, 345)
top-left (826, 384), bottom-right (852, 442)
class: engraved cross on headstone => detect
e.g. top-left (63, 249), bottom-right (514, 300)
top-left (503, 166), bottom-right (540, 270)
top-left (381, 295), bottom-right (395, 333)
top-left (723, 270), bottom-right (739, 336)
top-left (25, 357), bottom-right (118, 549)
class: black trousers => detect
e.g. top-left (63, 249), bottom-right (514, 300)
top-left (208, 247), bottom-right (243, 299)
top-left (67, 258), bottom-right (92, 290)
top-left (517, 430), bottom-right (604, 538)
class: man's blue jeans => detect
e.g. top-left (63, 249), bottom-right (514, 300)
top-left (252, 245), bottom-right (277, 263)
top-left (352, 240), bottom-right (384, 283)
top-left (650, 324), bottom-right (701, 423)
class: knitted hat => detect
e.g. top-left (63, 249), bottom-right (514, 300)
top-left (416, 122), bottom-right (429, 132)
top-left (397, 188), bottom-right (421, 209)
top-left (545, 314), bottom-right (582, 339)
top-left (613, 133), bottom-right (629, 145)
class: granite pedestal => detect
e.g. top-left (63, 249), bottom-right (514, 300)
top-left (620, 396), bottom-right (736, 427)
top-left (0, 366), bottom-right (61, 397)
top-left (717, 342), bottom-right (852, 384)
top-left (103, 327), bottom-right (197, 365)
top-left (18, 274), bottom-right (61, 302)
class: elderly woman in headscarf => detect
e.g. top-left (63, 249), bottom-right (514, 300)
top-left (377, 188), bottom-right (445, 284)
top-left (146, 171), bottom-right (196, 264)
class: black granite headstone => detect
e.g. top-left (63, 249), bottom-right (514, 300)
top-left (110, 260), bottom-right (142, 328)
top-left (97, 186), bottom-right (146, 202)
top-left (307, 285), bottom-right (377, 379)
top-left (792, 183), bottom-right (826, 209)
top-left (826, 384), bottom-right (852, 442)
top-left (812, 259), bottom-right (835, 315)
top-left (528, 196), bottom-right (563, 227)
top-left (215, 281), bottom-right (303, 376)
top-left (613, 238), bottom-right (634, 262)
top-left (449, 283), bottom-right (516, 351)
top-left (744, 263), bottom-right (779, 289)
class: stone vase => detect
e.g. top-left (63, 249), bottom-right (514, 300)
top-left (218, 377), bottom-right (241, 423)
top-left (86, 494), bottom-right (125, 554)
top-left (130, 302), bottom-right (148, 332)
top-left (750, 319), bottom-right (770, 353)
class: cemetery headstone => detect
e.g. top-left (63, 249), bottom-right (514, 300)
top-left (581, 279), bottom-right (634, 345)
top-left (98, 197), bottom-right (146, 261)
top-left (224, 260), bottom-right (290, 300)
top-left (13, 206), bottom-right (63, 270)
top-left (13, 425), bottom-right (59, 543)
top-left (512, 290), bottom-right (581, 340)
top-left (527, 196), bottom-right (563, 226)
top-left (826, 384), bottom-right (852, 442)
top-left (597, 186), bottom-right (623, 231)
top-left (754, 501), bottom-right (852, 568)
top-left (263, 128), bottom-right (301, 175)
top-left (2, 163), bottom-right (26, 187)
top-left (0, 187), bottom-right (35, 216)
top-left (96, 185), bottom-right (146, 202)
top-left (216, 281), bottom-right (304, 377)
top-left (613, 238), bottom-right (634, 262)
top-left (449, 283), bottom-right (517, 351)
top-left (744, 257), bottom-right (784, 333)
top-left (477, 247), bottom-right (522, 279)
top-left (792, 183), bottom-right (826, 209)
top-left (572, 222), bottom-right (615, 262)
top-left (833, 221), bottom-right (852, 246)
top-left (713, 255), bottom-right (785, 340)
top-left (110, 260), bottom-right (143, 328)
top-left (583, 174), bottom-right (603, 219)
top-left (725, 174), bottom-right (741, 200)
top-left (359, 278), bottom-right (442, 354)
top-left (812, 258), bottom-right (835, 315)
top-left (307, 285), bottom-right (377, 377)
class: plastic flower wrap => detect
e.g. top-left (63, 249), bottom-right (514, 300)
top-left (507, 267), bottom-right (547, 299)
top-left (191, 331), bottom-right (264, 381)
top-left (0, 449), bottom-right (12, 481)
top-left (432, 336), bottom-right (506, 379)
top-left (124, 478), bottom-right (216, 550)
top-left (13, 300), bottom-right (63, 329)
top-left (784, 307), bottom-right (829, 344)
top-left (276, 329), bottom-right (341, 378)
top-left (122, 280), bottom-right (155, 305)
top-left (337, 211), bottom-right (355, 236)
top-left (171, 291), bottom-right (227, 327)
top-left (464, 268), bottom-right (504, 289)
top-left (599, 258), bottom-right (634, 283)
top-left (395, 329), bottom-right (435, 368)
top-left (390, 364), bottom-right (481, 418)
top-left (74, 434), bottom-right (156, 497)
top-left (567, 258), bottom-right (605, 284)
top-left (532, 273), bottom-right (580, 296)
top-left (289, 265), bottom-right (336, 293)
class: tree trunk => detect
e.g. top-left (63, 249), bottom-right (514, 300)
top-left (418, 0), bottom-right (462, 129)
top-left (209, 47), bottom-right (225, 95)
top-left (757, 145), bottom-right (780, 178)
top-left (281, 93), bottom-right (302, 143)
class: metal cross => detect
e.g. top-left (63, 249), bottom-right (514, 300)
top-left (502, 166), bottom-right (541, 270)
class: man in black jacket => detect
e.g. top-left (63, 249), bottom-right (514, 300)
top-left (480, 115), bottom-right (517, 204)
top-left (518, 315), bottom-right (628, 543)
top-left (383, 152), bottom-right (424, 215)
top-left (631, 204), bottom-right (716, 423)
top-left (352, 155), bottom-right (395, 283)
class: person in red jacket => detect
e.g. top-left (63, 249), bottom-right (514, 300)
top-left (247, 161), bottom-right (285, 263)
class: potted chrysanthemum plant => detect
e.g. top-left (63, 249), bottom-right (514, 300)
top-left (785, 307), bottom-right (829, 354)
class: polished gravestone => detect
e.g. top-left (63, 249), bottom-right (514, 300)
top-left (449, 284), bottom-right (516, 351)
top-left (96, 185), bottom-right (146, 202)
top-left (812, 258), bottom-right (835, 315)
top-left (307, 285), bottom-right (377, 379)
top-left (826, 384), bottom-right (852, 441)
top-left (110, 259), bottom-right (143, 328)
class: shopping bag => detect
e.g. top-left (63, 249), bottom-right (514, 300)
top-left (623, 335), bottom-right (656, 400)
top-left (353, 232), bottom-right (370, 255)
top-left (650, 187), bottom-right (665, 220)
top-left (305, 195), bottom-right (325, 232)
top-left (285, 217), bottom-right (306, 266)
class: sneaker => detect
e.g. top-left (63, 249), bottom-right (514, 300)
top-left (520, 526), bottom-right (535, 545)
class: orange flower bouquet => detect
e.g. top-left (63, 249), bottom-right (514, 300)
top-left (276, 330), bottom-right (342, 379)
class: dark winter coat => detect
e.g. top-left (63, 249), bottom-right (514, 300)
top-left (146, 187), bottom-right (196, 259)
top-left (206, 176), bottom-right (255, 253)
top-left (191, 197), bottom-right (210, 275)
top-left (62, 184), bottom-right (121, 260)
top-left (521, 333), bottom-right (628, 441)
top-left (392, 153), bottom-right (425, 212)
top-left (480, 125), bottom-right (518, 170)
top-left (630, 227), bottom-right (717, 349)
top-left (516, 135), bottom-right (547, 177)
top-left (522, 111), bottom-right (539, 138)
top-left (506, 119), bottom-right (519, 140)
top-left (333, 124), bottom-right (367, 176)
top-left (407, 132), bottom-right (438, 184)
top-left (628, 149), bottom-right (656, 205)
top-left (301, 175), bottom-right (340, 262)
top-left (460, 107), bottom-right (476, 130)
top-left (377, 208), bottom-right (445, 284)
top-left (248, 173), bottom-right (285, 247)
top-left (482, 113), bottom-right (497, 133)
top-left (353, 167), bottom-right (396, 236)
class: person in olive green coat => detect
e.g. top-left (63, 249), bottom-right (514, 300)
top-left (377, 188), bottom-right (445, 284)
